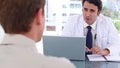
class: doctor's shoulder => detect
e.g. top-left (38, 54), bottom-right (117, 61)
top-left (99, 14), bottom-right (112, 21)
top-left (67, 14), bottom-right (83, 24)
top-left (68, 14), bottom-right (82, 21)
top-left (98, 14), bottom-right (113, 24)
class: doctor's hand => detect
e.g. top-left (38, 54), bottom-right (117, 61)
top-left (85, 46), bottom-right (91, 52)
top-left (91, 46), bottom-right (110, 56)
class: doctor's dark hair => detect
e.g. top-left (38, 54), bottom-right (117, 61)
top-left (82, 0), bottom-right (102, 11)
top-left (0, 0), bottom-right (45, 34)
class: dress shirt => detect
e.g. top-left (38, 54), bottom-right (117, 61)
top-left (0, 34), bottom-right (75, 68)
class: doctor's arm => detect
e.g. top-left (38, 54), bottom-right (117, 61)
top-left (92, 18), bottom-right (120, 56)
top-left (106, 19), bottom-right (120, 56)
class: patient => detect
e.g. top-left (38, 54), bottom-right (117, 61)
top-left (0, 0), bottom-right (75, 68)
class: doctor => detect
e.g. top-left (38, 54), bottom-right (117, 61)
top-left (62, 0), bottom-right (120, 56)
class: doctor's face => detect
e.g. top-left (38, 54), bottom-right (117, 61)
top-left (82, 1), bottom-right (101, 25)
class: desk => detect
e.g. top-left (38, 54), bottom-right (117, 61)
top-left (71, 59), bottom-right (120, 68)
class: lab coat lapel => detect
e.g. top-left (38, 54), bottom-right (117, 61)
top-left (96, 17), bottom-right (103, 48)
top-left (77, 15), bottom-right (84, 37)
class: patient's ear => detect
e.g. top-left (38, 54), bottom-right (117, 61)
top-left (35, 8), bottom-right (43, 25)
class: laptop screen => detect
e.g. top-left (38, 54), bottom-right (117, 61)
top-left (43, 35), bottom-right (86, 61)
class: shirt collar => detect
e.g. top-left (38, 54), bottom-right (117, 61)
top-left (84, 20), bottom-right (97, 30)
top-left (1, 34), bottom-right (36, 47)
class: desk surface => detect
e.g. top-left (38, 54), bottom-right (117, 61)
top-left (71, 58), bottom-right (120, 68)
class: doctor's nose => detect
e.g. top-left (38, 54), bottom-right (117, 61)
top-left (85, 11), bottom-right (91, 17)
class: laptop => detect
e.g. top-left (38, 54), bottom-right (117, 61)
top-left (43, 35), bottom-right (86, 61)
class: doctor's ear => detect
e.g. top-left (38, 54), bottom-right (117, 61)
top-left (97, 11), bottom-right (101, 16)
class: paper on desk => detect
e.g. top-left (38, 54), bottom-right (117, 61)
top-left (105, 56), bottom-right (120, 61)
top-left (87, 54), bottom-right (106, 61)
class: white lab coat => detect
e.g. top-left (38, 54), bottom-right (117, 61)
top-left (62, 14), bottom-right (120, 56)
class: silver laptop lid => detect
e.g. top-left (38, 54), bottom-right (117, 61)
top-left (43, 35), bottom-right (86, 61)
